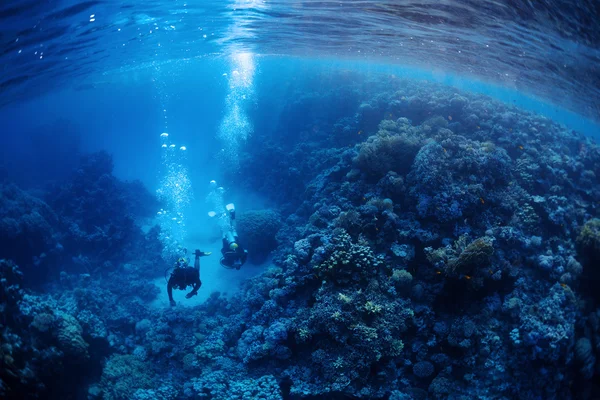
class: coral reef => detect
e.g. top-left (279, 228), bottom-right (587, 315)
top-left (2, 75), bottom-right (600, 399)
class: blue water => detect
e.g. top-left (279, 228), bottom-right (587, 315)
top-left (2, 1), bottom-right (600, 399)
top-left (3, 57), bottom-right (598, 188)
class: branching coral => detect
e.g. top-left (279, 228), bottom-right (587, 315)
top-left (314, 229), bottom-right (383, 284)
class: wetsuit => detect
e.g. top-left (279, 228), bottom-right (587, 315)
top-left (220, 238), bottom-right (248, 270)
top-left (167, 252), bottom-right (207, 305)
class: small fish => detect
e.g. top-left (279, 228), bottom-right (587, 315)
top-left (477, 126), bottom-right (480, 129)
top-left (480, 197), bottom-right (485, 204)
top-left (518, 145), bottom-right (524, 150)
top-left (464, 275), bottom-right (471, 280)
top-left (436, 271), bottom-right (441, 275)
top-left (358, 130), bottom-right (362, 135)
top-left (448, 115), bottom-right (453, 121)
top-left (443, 148), bottom-right (447, 153)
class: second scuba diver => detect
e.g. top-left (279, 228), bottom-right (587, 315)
top-left (219, 203), bottom-right (248, 270)
top-left (207, 180), bottom-right (248, 270)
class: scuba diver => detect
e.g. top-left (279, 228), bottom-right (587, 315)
top-left (220, 203), bottom-right (248, 270)
top-left (207, 181), bottom-right (248, 270)
top-left (167, 249), bottom-right (211, 307)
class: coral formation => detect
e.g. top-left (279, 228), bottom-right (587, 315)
top-left (100, 354), bottom-right (155, 400)
top-left (0, 184), bottom-right (59, 280)
top-left (353, 118), bottom-right (424, 179)
top-left (236, 209), bottom-right (282, 263)
top-left (578, 218), bottom-right (600, 262)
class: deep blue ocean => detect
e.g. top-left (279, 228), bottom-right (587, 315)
top-left (1, 1), bottom-right (600, 399)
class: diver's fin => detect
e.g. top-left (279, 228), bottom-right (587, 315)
top-left (208, 211), bottom-right (217, 218)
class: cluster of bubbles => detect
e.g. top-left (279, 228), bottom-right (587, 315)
top-left (218, 52), bottom-right (255, 170)
top-left (156, 132), bottom-right (192, 261)
top-left (206, 180), bottom-right (231, 236)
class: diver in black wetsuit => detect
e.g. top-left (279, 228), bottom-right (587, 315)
top-left (167, 249), bottom-right (211, 306)
top-left (207, 181), bottom-right (248, 270)
top-left (221, 234), bottom-right (248, 270)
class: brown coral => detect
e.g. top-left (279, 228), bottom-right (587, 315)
top-left (56, 314), bottom-right (89, 359)
top-left (448, 237), bottom-right (494, 275)
top-left (426, 236), bottom-right (494, 277)
top-left (353, 119), bottom-right (424, 179)
top-left (577, 219), bottom-right (600, 261)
